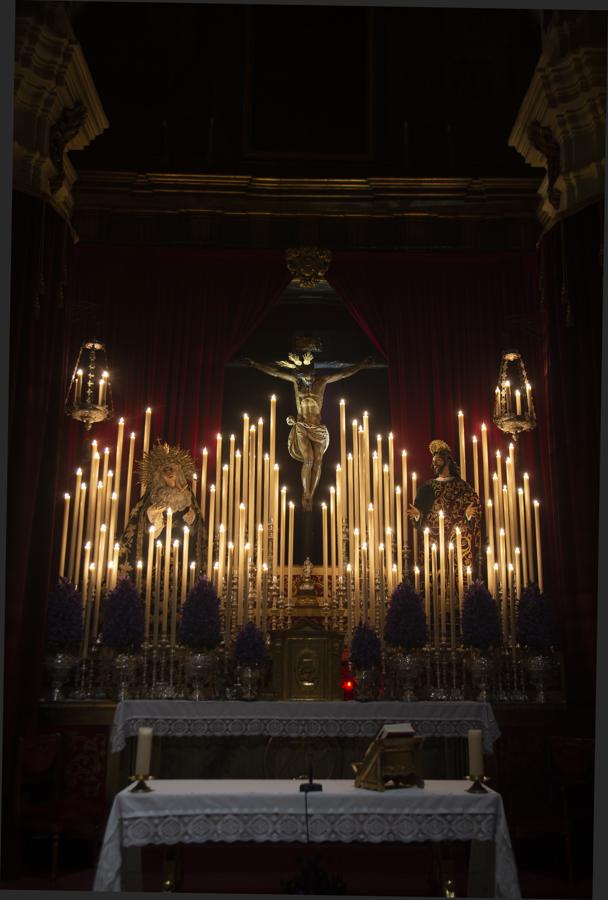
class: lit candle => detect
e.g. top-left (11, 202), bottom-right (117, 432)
top-left (438, 510), bottom-right (446, 641)
top-left (414, 565), bottom-right (420, 593)
top-left (207, 485), bottom-right (216, 577)
top-left (124, 433), bottom-right (135, 528)
top-left (336, 465), bottom-right (344, 573)
top-left (322, 502), bottom-right (329, 599)
top-left (383, 463), bottom-right (390, 538)
top-left (269, 395), bottom-right (276, 502)
top-left (242, 413), bottom-right (250, 509)
top-left (376, 435), bottom-right (384, 530)
top-left (481, 423), bottom-right (490, 529)
top-left (94, 524), bottom-right (107, 634)
top-left (213, 560), bottom-right (220, 593)
top-left (467, 729), bottom-right (484, 778)
top-left (82, 541), bottom-right (92, 605)
top-left (141, 408), bottom-right (152, 493)
top-left (256, 524), bottom-right (263, 622)
top-left (372, 451), bottom-right (380, 543)
top-left (190, 561), bottom-right (196, 591)
top-left (215, 433), bottom-right (223, 508)
top-left (92, 481), bottom-right (103, 566)
top-left (472, 435), bottom-right (480, 497)
top-left (517, 487), bottom-right (528, 586)
top-left (455, 526), bottom-right (464, 614)
top-left (525, 381), bottom-right (533, 415)
top-left (107, 491), bottom-right (118, 570)
top-left (385, 527), bottom-right (393, 595)
top-left (112, 542), bottom-right (119, 589)
top-left (153, 540), bottom-right (162, 645)
top-left (219, 521), bottom-right (227, 606)
top-left (330, 487), bottom-right (336, 589)
top-left (487, 499), bottom-right (495, 561)
top-left (287, 501), bottom-right (294, 601)
top-left (75, 368), bottom-right (83, 403)
top-left (145, 525), bottom-right (155, 637)
top-left (114, 417), bottom-right (124, 509)
top-left (515, 389), bottom-right (522, 415)
top-left (103, 470), bottom-right (113, 530)
top-left (448, 541), bottom-right (456, 648)
top-left (224, 434), bottom-right (236, 540)
top-left (514, 546), bottom-right (522, 600)
top-left (486, 546), bottom-right (494, 598)
top-left (87, 451), bottom-right (100, 542)
top-left (431, 542), bottom-right (439, 648)
top-left (499, 527), bottom-right (508, 638)
top-left (171, 540), bottom-right (179, 646)
top-left (505, 379), bottom-right (512, 412)
top-left (533, 500), bottom-right (543, 592)
top-left (503, 485), bottom-right (512, 568)
top-left (58, 493), bottom-right (71, 578)
top-left (466, 565), bottom-right (472, 590)
top-left (87, 562), bottom-right (96, 648)
top-left (280, 486), bottom-right (287, 593)
top-left (353, 527), bottom-right (360, 610)
top-left (352, 420), bottom-right (360, 532)
top-left (401, 450), bottom-right (408, 542)
top-left (100, 447), bottom-right (110, 520)
top-left (395, 486), bottom-right (403, 583)
top-left (181, 526), bottom-right (190, 602)
top-left (233, 450), bottom-right (242, 552)
top-left (263, 453), bottom-right (270, 561)
top-left (339, 399), bottom-right (347, 506)
top-left (359, 427), bottom-right (367, 544)
top-left (363, 412), bottom-right (371, 514)
top-left (423, 527), bottom-right (430, 621)
top-left (458, 410), bottom-right (466, 480)
top-left (508, 561), bottom-right (516, 655)
top-left (74, 482), bottom-right (87, 589)
top-left (523, 474), bottom-right (535, 583)
top-left (367, 504), bottom-right (375, 622)
top-left (221, 463), bottom-right (229, 540)
top-left (134, 726), bottom-right (153, 778)
top-left (248, 423), bottom-right (256, 546)
top-left (361, 542), bottom-right (368, 623)
top-left (411, 472), bottom-right (418, 566)
top-left (492, 473), bottom-right (501, 556)
top-left (237, 507), bottom-right (245, 620)
top-left (388, 433), bottom-right (395, 530)
top-left (256, 418), bottom-right (263, 531)
top-left (135, 560), bottom-right (143, 593)
top-left (494, 385), bottom-right (501, 417)
top-left (347, 452), bottom-right (354, 561)
top-left (163, 508), bottom-right (173, 637)
top-left (200, 447), bottom-right (208, 522)
top-left (378, 543), bottom-right (385, 625)
top-left (97, 378), bottom-right (105, 407)
top-left (272, 463), bottom-right (279, 573)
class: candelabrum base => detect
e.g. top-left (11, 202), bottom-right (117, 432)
top-left (129, 775), bottom-right (154, 793)
top-left (465, 775), bottom-right (490, 794)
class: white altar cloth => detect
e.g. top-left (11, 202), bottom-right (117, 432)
top-left (93, 778), bottom-right (520, 897)
top-left (111, 700), bottom-right (500, 753)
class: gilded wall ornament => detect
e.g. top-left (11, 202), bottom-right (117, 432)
top-left (286, 247), bottom-right (332, 288)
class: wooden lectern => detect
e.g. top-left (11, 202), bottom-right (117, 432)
top-left (353, 723), bottom-right (425, 791)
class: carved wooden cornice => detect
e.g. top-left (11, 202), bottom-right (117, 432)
top-left (13, 1), bottom-right (108, 220)
top-left (74, 172), bottom-right (540, 221)
top-left (509, 12), bottom-right (606, 230)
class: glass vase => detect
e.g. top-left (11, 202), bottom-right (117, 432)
top-left (113, 652), bottom-right (137, 701)
top-left (468, 652), bottom-right (494, 702)
top-left (186, 651), bottom-right (217, 700)
top-left (353, 667), bottom-right (379, 701)
top-left (527, 653), bottom-right (552, 703)
top-left (46, 653), bottom-right (76, 701)
top-left (238, 664), bottom-right (261, 700)
top-left (393, 651), bottom-right (419, 701)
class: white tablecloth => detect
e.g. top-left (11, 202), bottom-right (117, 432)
top-left (93, 779), bottom-right (520, 897)
top-left (111, 700), bottom-right (500, 753)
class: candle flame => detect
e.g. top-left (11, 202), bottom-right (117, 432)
top-left (449, 542), bottom-right (454, 550)
top-left (500, 528), bottom-right (505, 536)
top-left (330, 486), bottom-right (335, 494)
top-left (64, 493), bottom-right (70, 500)
top-left (156, 541), bottom-right (162, 548)
top-left (258, 417), bottom-right (263, 424)
top-left (340, 398), bottom-right (345, 405)
top-left (354, 527), bottom-right (359, 535)
top-left (472, 435), bottom-right (477, 443)
top-left (118, 417), bottom-right (124, 425)
top-left (173, 540), bottom-right (179, 548)
top-left (533, 499), bottom-right (539, 506)
top-left (149, 525), bottom-right (155, 534)
top-left (190, 562), bottom-right (196, 569)
top-left (183, 526), bottom-right (189, 534)
top-left (458, 410), bottom-right (463, 417)
top-left (136, 560), bottom-right (143, 569)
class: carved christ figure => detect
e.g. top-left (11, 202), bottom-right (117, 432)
top-left (246, 354), bottom-right (373, 510)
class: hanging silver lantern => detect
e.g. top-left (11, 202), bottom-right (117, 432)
top-left (65, 339), bottom-right (114, 430)
top-left (492, 350), bottom-right (536, 442)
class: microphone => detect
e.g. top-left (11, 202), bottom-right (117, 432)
top-left (300, 762), bottom-right (322, 793)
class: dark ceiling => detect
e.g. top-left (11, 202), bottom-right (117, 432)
top-left (72, 3), bottom-right (543, 179)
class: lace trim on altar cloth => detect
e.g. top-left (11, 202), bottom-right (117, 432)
top-left (111, 713), bottom-right (500, 753)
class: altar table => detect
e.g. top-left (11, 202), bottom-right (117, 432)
top-left (93, 779), bottom-right (520, 897)
top-left (111, 700), bottom-right (500, 754)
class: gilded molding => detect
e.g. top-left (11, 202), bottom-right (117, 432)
top-left (13, 1), bottom-right (108, 220)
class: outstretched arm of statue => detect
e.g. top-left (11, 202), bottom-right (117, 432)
top-left (245, 357), bottom-right (297, 383)
top-left (323, 356), bottom-right (374, 384)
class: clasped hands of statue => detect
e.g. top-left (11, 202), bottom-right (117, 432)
top-left (407, 503), bottom-right (479, 523)
top-left (146, 504), bottom-right (196, 533)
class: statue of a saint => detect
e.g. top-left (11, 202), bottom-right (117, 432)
top-left (119, 442), bottom-right (205, 578)
top-left (407, 439), bottom-right (481, 569)
top-left (246, 349), bottom-right (372, 510)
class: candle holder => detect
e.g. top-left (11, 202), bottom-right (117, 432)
top-left (129, 774), bottom-right (155, 793)
top-left (465, 774), bottom-right (490, 794)
top-left (64, 339), bottom-right (114, 430)
top-left (492, 350), bottom-right (536, 443)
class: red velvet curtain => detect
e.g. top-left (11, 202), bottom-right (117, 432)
top-left (64, 244), bottom-right (291, 468)
top-left (327, 251), bottom-right (546, 479)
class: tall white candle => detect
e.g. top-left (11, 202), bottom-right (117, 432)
top-left (145, 525), bottom-right (155, 638)
top-left (517, 487), bottom-right (528, 586)
top-left (411, 471), bottom-right (418, 566)
top-left (467, 729), bottom-right (484, 777)
top-left (347, 452), bottom-right (354, 562)
top-left (248, 423), bottom-right (256, 545)
top-left (227, 435), bottom-right (235, 542)
top-left (388, 432), bottom-right (395, 530)
top-left (330, 487), bottom-right (336, 588)
top-left (280, 486), bottom-right (287, 593)
top-left (124, 434), bottom-right (135, 528)
top-left (272, 464), bottom-right (279, 573)
top-left (322, 502), bottom-right (329, 599)
top-left (134, 726), bottom-right (153, 777)
top-left (523, 474), bottom-right (535, 583)
top-left (533, 500), bottom-right (543, 592)
top-left (423, 527), bottom-right (430, 621)
top-left (455, 526), bottom-right (464, 614)
top-left (336, 465), bottom-right (344, 573)
top-left (481, 423), bottom-right (490, 527)
top-left (339, 399), bottom-right (347, 507)
top-left (200, 447), bottom-right (208, 522)
top-left (82, 541), bottom-right (92, 605)
top-left (215, 433), bottom-right (223, 510)
top-left (141, 408), bottom-right (152, 496)
top-left (472, 435), bottom-right (480, 497)
top-left (153, 541), bottom-right (162, 645)
top-left (269, 395), bottom-right (276, 502)
top-left (438, 509), bottom-right (446, 641)
top-left (287, 501), bottom-right (294, 601)
top-left (458, 410), bottom-right (466, 480)
top-left (207, 485), bottom-right (216, 576)
top-left (256, 418), bottom-right (263, 531)
top-left (74, 482), bottom-right (87, 589)
top-left (181, 526), bottom-right (190, 602)
top-left (242, 413), bottom-right (250, 509)
top-left (395, 486), bottom-right (403, 583)
top-left (263, 453), bottom-right (270, 561)
top-left (67, 471), bottom-right (82, 582)
top-left (58, 493), bottom-right (70, 578)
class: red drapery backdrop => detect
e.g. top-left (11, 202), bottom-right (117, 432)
top-left (64, 244), bottom-right (292, 467)
top-left (328, 248), bottom-right (598, 707)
